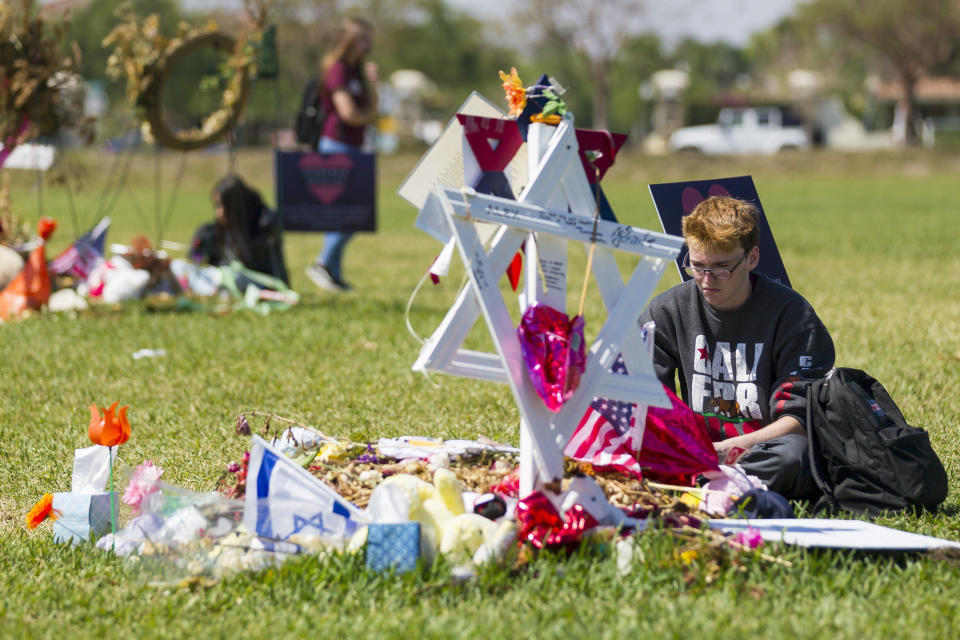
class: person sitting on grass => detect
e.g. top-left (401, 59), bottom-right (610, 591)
top-left (640, 195), bottom-right (835, 499)
top-left (191, 175), bottom-right (288, 284)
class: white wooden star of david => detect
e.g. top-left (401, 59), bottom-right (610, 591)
top-left (412, 117), bottom-right (684, 496)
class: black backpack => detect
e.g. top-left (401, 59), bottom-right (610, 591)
top-left (806, 367), bottom-right (948, 516)
top-left (295, 76), bottom-right (326, 148)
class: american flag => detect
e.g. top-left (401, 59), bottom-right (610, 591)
top-left (49, 217), bottom-right (110, 280)
top-left (564, 355), bottom-right (643, 476)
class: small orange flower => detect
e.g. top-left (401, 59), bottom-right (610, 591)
top-left (38, 217), bottom-right (57, 241)
top-left (499, 67), bottom-right (527, 117)
top-left (26, 493), bottom-right (59, 529)
top-left (88, 401), bottom-right (131, 447)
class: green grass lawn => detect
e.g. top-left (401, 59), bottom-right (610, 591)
top-left (3, 146), bottom-right (960, 638)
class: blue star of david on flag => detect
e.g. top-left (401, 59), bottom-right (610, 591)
top-left (243, 436), bottom-right (364, 547)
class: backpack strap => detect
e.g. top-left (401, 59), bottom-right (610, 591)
top-left (806, 376), bottom-right (839, 512)
top-left (311, 75), bottom-right (329, 148)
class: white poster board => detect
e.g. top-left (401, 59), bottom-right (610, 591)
top-left (707, 518), bottom-right (960, 550)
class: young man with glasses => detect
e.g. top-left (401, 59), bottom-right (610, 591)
top-left (640, 196), bottom-right (834, 499)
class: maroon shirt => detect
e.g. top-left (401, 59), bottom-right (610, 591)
top-left (322, 60), bottom-right (370, 149)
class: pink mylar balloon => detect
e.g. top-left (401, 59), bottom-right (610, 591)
top-left (517, 303), bottom-right (586, 411)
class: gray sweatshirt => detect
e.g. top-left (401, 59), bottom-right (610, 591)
top-left (640, 273), bottom-right (835, 427)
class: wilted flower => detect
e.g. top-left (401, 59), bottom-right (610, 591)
top-left (221, 451), bottom-right (250, 499)
top-left (235, 414), bottom-right (251, 436)
top-left (357, 469), bottom-right (383, 487)
top-left (318, 442), bottom-right (349, 462)
top-left (356, 443), bottom-right (380, 464)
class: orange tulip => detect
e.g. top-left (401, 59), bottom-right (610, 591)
top-left (26, 493), bottom-right (59, 529)
top-left (88, 401), bottom-right (131, 447)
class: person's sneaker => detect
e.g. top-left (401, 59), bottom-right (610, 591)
top-left (305, 263), bottom-right (345, 292)
top-left (332, 274), bottom-right (352, 291)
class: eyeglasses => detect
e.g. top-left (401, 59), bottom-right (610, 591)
top-left (682, 251), bottom-right (748, 280)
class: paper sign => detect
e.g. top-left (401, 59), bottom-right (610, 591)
top-left (398, 92), bottom-right (528, 214)
top-left (708, 518), bottom-right (960, 550)
top-left (275, 150), bottom-right (376, 232)
top-left (0, 143), bottom-right (55, 170)
top-left (648, 175), bottom-right (791, 288)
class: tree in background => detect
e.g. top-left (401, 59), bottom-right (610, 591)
top-left (670, 38), bottom-right (751, 124)
top-left (67, 0), bottom-right (517, 142)
top-left (797, 0), bottom-right (960, 145)
top-left (510, 0), bottom-right (648, 131)
top-left (255, 0), bottom-right (339, 127)
top-left (607, 34), bottom-right (669, 138)
top-left (369, 0), bottom-right (515, 116)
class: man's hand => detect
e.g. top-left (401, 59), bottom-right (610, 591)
top-left (714, 415), bottom-right (804, 464)
top-left (714, 441), bottom-right (748, 465)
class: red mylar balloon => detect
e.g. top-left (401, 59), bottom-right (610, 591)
top-left (515, 493), bottom-right (603, 553)
top-left (515, 491), bottom-right (563, 550)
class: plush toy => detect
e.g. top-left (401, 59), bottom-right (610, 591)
top-left (439, 513), bottom-right (496, 562)
top-left (432, 467), bottom-right (465, 516)
top-left (365, 468), bottom-right (512, 567)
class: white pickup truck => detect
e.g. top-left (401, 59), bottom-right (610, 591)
top-left (668, 107), bottom-right (809, 155)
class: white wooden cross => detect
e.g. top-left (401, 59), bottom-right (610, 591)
top-left (411, 115), bottom-right (685, 498)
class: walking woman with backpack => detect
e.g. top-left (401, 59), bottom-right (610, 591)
top-left (304, 16), bottom-right (379, 293)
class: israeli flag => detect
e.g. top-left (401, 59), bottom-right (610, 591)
top-left (243, 436), bottom-right (365, 546)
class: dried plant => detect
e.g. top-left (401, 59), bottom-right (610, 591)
top-left (0, 174), bottom-right (31, 247)
top-left (0, 0), bottom-right (81, 146)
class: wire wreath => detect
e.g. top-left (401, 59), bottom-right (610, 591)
top-left (139, 31), bottom-right (251, 151)
top-left (103, 3), bottom-right (265, 152)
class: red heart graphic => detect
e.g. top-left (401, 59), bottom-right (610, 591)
top-left (680, 184), bottom-right (732, 215)
top-left (298, 153), bottom-right (355, 204)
